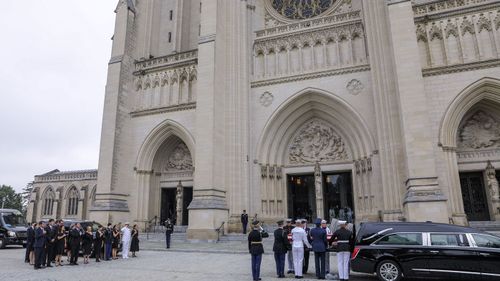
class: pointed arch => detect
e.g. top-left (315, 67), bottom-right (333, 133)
top-left (439, 77), bottom-right (500, 148)
top-left (256, 87), bottom-right (376, 165)
top-left (66, 186), bottom-right (80, 216)
top-left (41, 186), bottom-right (55, 216)
top-left (135, 119), bottom-right (195, 171)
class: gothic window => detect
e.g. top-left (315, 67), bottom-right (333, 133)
top-left (271, 0), bottom-right (337, 20)
top-left (42, 187), bottom-right (55, 216)
top-left (67, 187), bottom-right (79, 216)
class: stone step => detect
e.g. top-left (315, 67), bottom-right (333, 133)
top-left (469, 221), bottom-right (500, 231)
top-left (148, 225), bottom-right (188, 233)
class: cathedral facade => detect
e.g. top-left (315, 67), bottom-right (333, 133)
top-left (28, 0), bottom-right (500, 240)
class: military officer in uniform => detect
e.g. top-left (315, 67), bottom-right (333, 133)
top-left (283, 218), bottom-right (295, 274)
top-left (330, 221), bottom-right (354, 281)
top-left (241, 210), bottom-right (249, 234)
top-left (273, 220), bottom-right (290, 278)
top-left (165, 219), bottom-right (174, 249)
top-left (311, 218), bottom-right (328, 279)
top-left (248, 220), bottom-right (265, 281)
top-left (302, 219), bottom-right (312, 274)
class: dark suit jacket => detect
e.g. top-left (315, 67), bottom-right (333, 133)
top-left (45, 225), bottom-right (55, 244)
top-left (33, 227), bottom-right (45, 248)
top-left (248, 229), bottom-right (264, 255)
top-left (69, 228), bottom-right (81, 247)
top-left (273, 228), bottom-right (290, 254)
top-left (310, 227), bottom-right (327, 252)
top-left (241, 214), bottom-right (248, 224)
top-left (27, 226), bottom-right (35, 244)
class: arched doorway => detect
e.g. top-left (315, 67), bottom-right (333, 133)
top-left (135, 120), bottom-right (195, 227)
top-left (439, 78), bottom-right (500, 224)
top-left (256, 88), bottom-right (377, 223)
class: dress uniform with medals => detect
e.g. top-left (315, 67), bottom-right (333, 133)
top-left (330, 221), bottom-right (354, 281)
top-left (302, 219), bottom-right (312, 274)
top-left (273, 220), bottom-right (290, 278)
top-left (283, 218), bottom-right (295, 274)
top-left (248, 220), bottom-right (264, 281)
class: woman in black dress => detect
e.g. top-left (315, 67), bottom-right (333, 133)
top-left (112, 225), bottom-right (120, 260)
top-left (55, 225), bottom-right (66, 266)
top-left (82, 226), bottom-right (93, 264)
top-left (130, 224), bottom-right (140, 257)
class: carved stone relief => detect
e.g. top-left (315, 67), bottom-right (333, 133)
top-left (259, 91), bottom-right (274, 107)
top-left (458, 111), bottom-right (500, 150)
top-left (289, 119), bottom-right (349, 164)
top-left (486, 161), bottom-right (499, 200)
top-left (166, 143), bottom-right (193, 171)
top-left (346, 79), bottom-right (364, 95)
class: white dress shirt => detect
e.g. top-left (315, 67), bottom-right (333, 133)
top-left (291, 227), bottom-right (312, 248)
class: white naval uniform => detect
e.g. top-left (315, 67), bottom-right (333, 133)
top-left (291, 227), bottom-right (311, 277)
top-left (121, 227), bottom-right (131, 259)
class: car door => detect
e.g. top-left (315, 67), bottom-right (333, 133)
top-left (469, 233), bottom-right (500, 281)
top-left (373, 232), bottom-right (430, 278)
top-left (426, 233), bottom-right (481, 280)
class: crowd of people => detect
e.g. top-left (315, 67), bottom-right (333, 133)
top-left (248, 217), bottom-right (354, 281)
top-left (24, 219), bottom-right (140, 270)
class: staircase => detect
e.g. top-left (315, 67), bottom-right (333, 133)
top-left (469, 221), bottom-right (500, 236)
top-left (139, 225), bottom-right (188, 242)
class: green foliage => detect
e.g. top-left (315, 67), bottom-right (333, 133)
top-left (0, 185), bottom-right (23, 211)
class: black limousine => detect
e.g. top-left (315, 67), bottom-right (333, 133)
top-left (351, 222), bottom-right (500, 281)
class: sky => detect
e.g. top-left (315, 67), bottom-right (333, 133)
top-left (0, 1), bottom-right (118, 193)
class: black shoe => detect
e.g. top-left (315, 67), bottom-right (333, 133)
top-left (74, 263), bottom-right (79, 265)
top-left (287, 270), bottom-right (294, 274)
top-left (46, 265), bottom-right (53, 268)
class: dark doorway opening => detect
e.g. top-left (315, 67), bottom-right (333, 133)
top-left (323, 172), bottom-right (354, 223)
top-left (160, 188), bottom-right (176, 224)
top-left (287, 174), bottom-right (316, 222)
top-left (460, 172), bottom-right (490, 221)
top-left (182, 187), bottom-right (193, 225)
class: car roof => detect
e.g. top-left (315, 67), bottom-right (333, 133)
top-left (356, 222), bottom-right (482, 244)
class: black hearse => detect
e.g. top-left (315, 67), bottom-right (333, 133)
top-left (351, 222), bottom-right (500, 281)
top-left (0, 209), bottom-right (29, 248)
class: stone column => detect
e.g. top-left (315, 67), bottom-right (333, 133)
top-left (314, 163), bottom-right (324, 219)
top-left (362, 0), bottom-right (405, 221)
top-left (486, 161), bottom-right (500, 220)
top-left (386, 0), bottom-right (448, 222)
top-left (176, 181), bottom-right (183, 226)
top-left (89, 0), bottom-right (133, 225)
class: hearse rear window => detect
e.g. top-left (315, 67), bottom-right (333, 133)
top-left (472, 234), bottom-right (500, 248)
top-left (375, 233), bottom-right (423, 246)
top-left (430, 234), bottom-right (468, 247)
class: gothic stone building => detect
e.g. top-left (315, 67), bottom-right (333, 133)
top-left (28, 0), bottom-right (500, 240)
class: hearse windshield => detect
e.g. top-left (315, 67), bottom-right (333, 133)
top-left (1, 212), bottom-right (27, 228)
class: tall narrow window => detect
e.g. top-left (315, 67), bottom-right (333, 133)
top-left (169, 10), bottom-right (173, 20)
top-left (67, 187), bottom-right (79, 216)
top-left (168, 32), bottom-right (172, 43)
top-left (42, 187), bottom-right (55, 216)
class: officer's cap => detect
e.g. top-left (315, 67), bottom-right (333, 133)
top-left (252, 220), bottom-right (260, 226)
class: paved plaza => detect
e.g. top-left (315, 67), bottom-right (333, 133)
top-left (0, 242), bottom-right (376, 281)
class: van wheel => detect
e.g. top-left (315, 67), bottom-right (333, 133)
top-left (0, 238), bottom-right (5, 249)
top-left (376, 260), bottom-right (402, 281)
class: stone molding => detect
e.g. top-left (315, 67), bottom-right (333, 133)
top-left (413, 0), bottom-right (497, 19)
top-left (251, 64), bottom-right (370, 87)
top-left (130, 102), bottom-right (196, 117)
top-left (133, 49), bottom-right (198, 74)
top-left (422, 60), bottom-right (500, 77)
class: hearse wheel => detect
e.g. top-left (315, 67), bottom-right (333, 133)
top-left (376, 259), bottom-right (402, 281)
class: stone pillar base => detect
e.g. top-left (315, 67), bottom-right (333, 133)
top-left (404, 201), bottom-right (449, 223)
top-left (88, 194), bottom-right (130, 226)
top-left (186, 208), bottom-right (228, 241)
top-left (451, 213), bottom-right (468, 226)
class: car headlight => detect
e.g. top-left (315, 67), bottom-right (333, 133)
top-left (8, 231), bottom-right (16, 237)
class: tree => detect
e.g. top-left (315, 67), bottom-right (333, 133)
top-left (21, 182), bottom-right (34, 216)
top-left (0, 185), bottom-right (23, 211)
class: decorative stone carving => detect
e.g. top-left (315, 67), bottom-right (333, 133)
top-left (261, 164), bottom-right (268, 178)
top-left (276, 166), bottom-right (283, 180)
top-left (486, 161), bottom-right (499, 200)
top-left (346, 79), bottom-right (364, 95)
top-left (176, 181), bottom-right (183, 226)
top-left (289, 119), bottom-right (349, 164)
top-left (166, 143), bottom-right (193, 171)
top-left (458, 111), bottom-right (500, 149)
top-left (259, 91), bottom-right (274, 107)
top-left (269, 165), bottom-right (275, 179)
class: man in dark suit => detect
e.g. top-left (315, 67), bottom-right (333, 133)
top-left (302, 219), bottom-right (312, 274)
top-left (44, 219), bottom-right (56, 267)
top-left (69, 223), bottom-right (82, 265)
top-left (165, 219), bottom-right (174, 249)
top-left (273, 220), bottom-right (290, 278)
top-left (283, 219), bottom-right (295, 274)
top-left (104, 223), bottom-right (113, 260)
top-left (241, 210), bottom-right (249, 234)
top-left (248, 220), bottom-right (264, 281)
top-left (33, 221), bottom-right (46, 269)
top-left (311, 218), bottom-right (328, 279)
top-left (25, 222), bottom-right (35, 264)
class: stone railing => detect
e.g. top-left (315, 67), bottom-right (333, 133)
top-left (132, 50), bottom-right (198, 116)
top-left (413, 0), bottom-right (493, 17)
top-left (134, 49), bottom-right (198, 74)
top-left (252, 12), bottom-right (368, 87)
top-left (256, 10), bottom-right (361, 38)
top-left (35, 170), bottom-right (98, 182)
